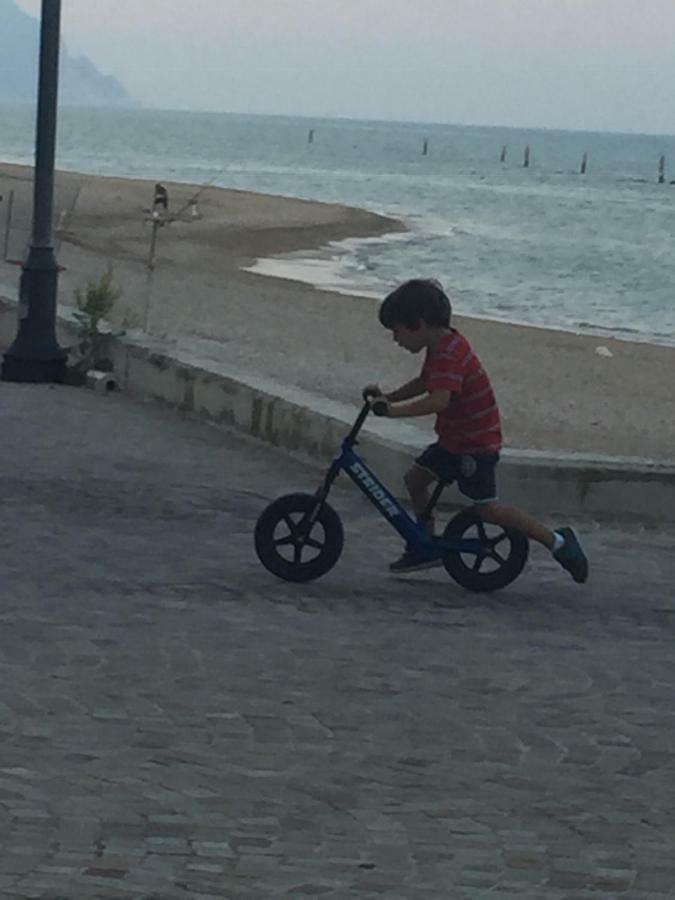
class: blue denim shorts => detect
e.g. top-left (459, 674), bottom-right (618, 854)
top-left (414, 443), bottom-right (499, 503)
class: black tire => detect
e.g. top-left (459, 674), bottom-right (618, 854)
top-left (254, 492), bottom-right (344, 583)
top-left (442, 507), bottom-right (529, 592)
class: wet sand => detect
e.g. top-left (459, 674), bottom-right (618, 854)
top-left (1, 162), bottom-right (674, 461)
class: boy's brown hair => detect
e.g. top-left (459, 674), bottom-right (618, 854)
top-left (379, 279), bottom-right (451, 330)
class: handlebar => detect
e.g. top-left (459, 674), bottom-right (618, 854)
top-left (361, 387), bottom-right (388, 416)
top-left (345, 397), bottom-right (388, 446)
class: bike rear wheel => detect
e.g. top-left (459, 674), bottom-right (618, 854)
top-left (442, 508), bottom-right (529, 592)
top-left (254, 492), bottom-right (344, 583)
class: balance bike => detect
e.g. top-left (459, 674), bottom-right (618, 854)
top-left (254, 400), bottom-right (529, 592)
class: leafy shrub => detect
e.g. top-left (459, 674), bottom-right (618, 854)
top-left (70, 269), bottom-right (121, 377)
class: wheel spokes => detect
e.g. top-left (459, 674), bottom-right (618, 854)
top-left (441, 510), bottom-right (527, 590)
top-left (487, 532), bottom-right (509, 564)
top-left (282, 514), bottom-right (297, 533)
top-left (463, 527), bottom-right (512, 572)
top-left (257, 495), bottom-right (344, 582)
top-left (475, 520), bottom-right (488, 543)
top-left (274, 513), bottom-right (325, 565)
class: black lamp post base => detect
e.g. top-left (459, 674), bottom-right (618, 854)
top-left (1, 353), bottom-right (66, 383)
top-left (1, 248), bottom-right (67, 384)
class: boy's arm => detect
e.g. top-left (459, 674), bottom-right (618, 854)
top-left (384, 376), bottom-right (427, 403)
top-left (387, 389), bottom-right (451, 419)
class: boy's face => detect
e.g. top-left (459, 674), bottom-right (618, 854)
top-left (391, 322), bottom-right (429, 353)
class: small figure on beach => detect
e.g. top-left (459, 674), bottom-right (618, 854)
top-left (153, 183), bottom-right (168, 213)
top-left (364, 279), bottom-right (589, 581)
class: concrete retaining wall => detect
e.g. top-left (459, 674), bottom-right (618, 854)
top-left (2, 294), bottom-right (674, 521)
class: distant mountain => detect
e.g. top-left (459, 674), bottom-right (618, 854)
top-left (0, 0), bottom-right (137, 107)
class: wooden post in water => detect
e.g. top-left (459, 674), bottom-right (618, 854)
top-left (308, 129), bottom-right (314, 145)
top-left (500, 145), bottom-right (507, 162)
top-left (422, 138), bottom-right (429, 156)
top-left (658, 155), bottom-right (665, 184)
top-left (580, 152), bottom-right (588, 175)
top-left (523, 145), bottom-right (530, 168)
top-left (2, 189), bottom-right (14, 261)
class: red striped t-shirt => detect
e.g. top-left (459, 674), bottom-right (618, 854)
top-left (421, 330), bottom-right (502, 454)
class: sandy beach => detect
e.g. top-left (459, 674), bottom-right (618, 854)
top-left (1, 161), bottom-right (674, 462)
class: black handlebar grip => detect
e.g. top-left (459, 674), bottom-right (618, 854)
top-left (371, 399), bottom-right (388, 417)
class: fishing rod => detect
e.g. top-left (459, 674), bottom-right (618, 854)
top-left (167, 174), bottom-right (221, 223)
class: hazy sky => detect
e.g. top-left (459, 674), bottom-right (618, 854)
top-left (15, 0), bottom-right (675, 133)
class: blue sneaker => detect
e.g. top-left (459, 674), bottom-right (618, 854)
top-left (389, 545), bottom-right (444, 573)
top-left (553, 527), bottom-right (589, 583)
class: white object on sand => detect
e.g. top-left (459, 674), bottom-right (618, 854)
top-left (595, 346), bottom-right (613, 358)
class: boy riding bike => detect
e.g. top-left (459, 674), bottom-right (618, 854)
top-left (365, 279), bottom-right (589, 582)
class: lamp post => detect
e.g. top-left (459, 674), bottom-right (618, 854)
top-left (2, 0), bottom-right (66, 383)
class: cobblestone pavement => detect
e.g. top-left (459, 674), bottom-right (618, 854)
top-left (0, 383), bottom-right (673, 900)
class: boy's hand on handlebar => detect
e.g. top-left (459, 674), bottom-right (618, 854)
top-left (369, 397), bottom-right (390, 417)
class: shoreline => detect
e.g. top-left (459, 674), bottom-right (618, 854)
top-left (247, 254), bottom-right (675, 351)
top-left (1, 162), bottom-right (674, 462)
top-left (245, 237), bottom-right (675, 351)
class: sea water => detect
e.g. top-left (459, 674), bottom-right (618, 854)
top-left (1, 105), bottom-right (674, 344)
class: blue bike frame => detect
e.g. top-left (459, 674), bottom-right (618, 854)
top-left (314, 403), bottom-right (484, 556)
top-left (337, 444), bottom-right (428, 547)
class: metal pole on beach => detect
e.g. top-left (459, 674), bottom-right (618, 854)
top-left (2, 0), bottom-right (67, 383)
top-left (2, 190), bottom-right (14, 261)
top-left (147, 218), bottom-right (161, 270)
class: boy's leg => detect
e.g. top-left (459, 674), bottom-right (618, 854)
top-left (389, 464), bottom-right (442, 573)
top-left (475, 501), bottom-right (554, 549)
top-left (455, 455), bottom-right (588, 584)
top-left (476, 501), bottom-right (588, 584)
top-left (404, 464), bottom-right (438, 533)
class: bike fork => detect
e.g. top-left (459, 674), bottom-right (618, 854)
top-left (299, 463), bottom-right (341, 537)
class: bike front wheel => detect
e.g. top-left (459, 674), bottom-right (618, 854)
top-left (442, 508), bottom-right (529, 592)
top-left (254, 492), bottom-right (344, 583)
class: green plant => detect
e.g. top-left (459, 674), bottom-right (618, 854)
top-left (70, 269), bottom-right (121, 377)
